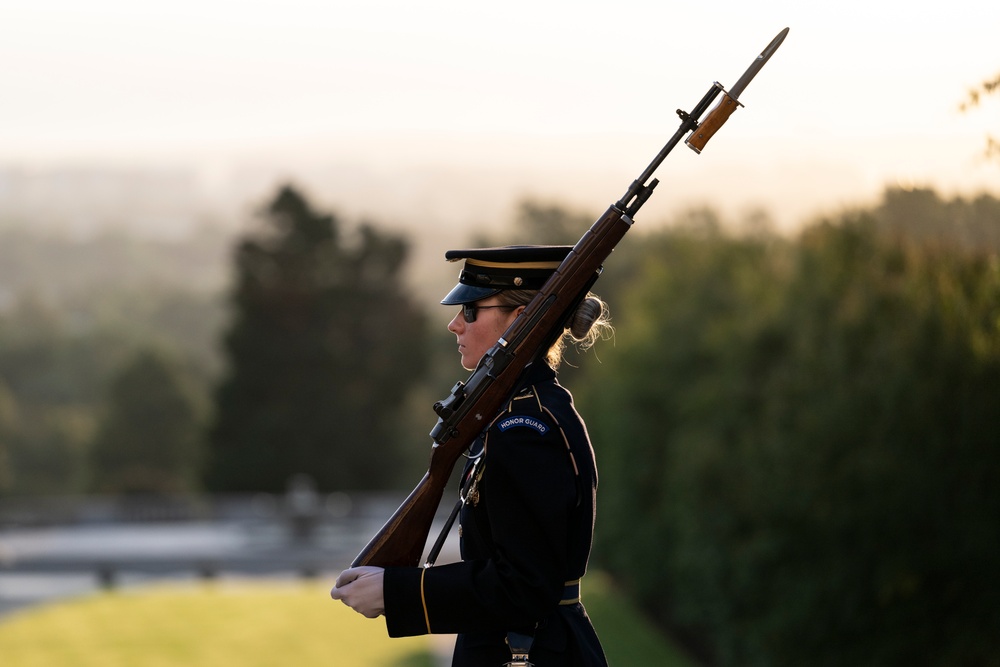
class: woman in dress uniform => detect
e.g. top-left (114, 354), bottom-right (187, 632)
top-left (332, 245), bottom-right (611, 666)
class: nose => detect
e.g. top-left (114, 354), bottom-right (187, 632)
top-left (447, 309), bottom-right (464, 334)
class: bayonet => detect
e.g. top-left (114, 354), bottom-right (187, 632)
top-left (686, 27), bottom-right (789, 154)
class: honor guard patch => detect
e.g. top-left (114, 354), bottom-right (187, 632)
top-left (497, 415), bottom-right (550, 435)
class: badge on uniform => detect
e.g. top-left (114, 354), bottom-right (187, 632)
top-left (466, 464), bottom-right (485, 506)
top-left (497, 415), bottom-right (550, 435)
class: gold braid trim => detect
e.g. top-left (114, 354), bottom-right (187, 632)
top-left (420, 568), bottom-right (431, 634)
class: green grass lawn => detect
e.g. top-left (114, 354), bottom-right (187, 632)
top-left (0, 572), bottom-right (693, 666)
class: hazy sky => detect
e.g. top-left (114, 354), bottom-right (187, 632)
top-left (2, 0), bottom-right (998, 231)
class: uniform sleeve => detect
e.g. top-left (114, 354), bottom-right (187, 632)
top-left (382, 408), bottom-right (578, 637)
top-left (382, 566), bottom-right (432, 637)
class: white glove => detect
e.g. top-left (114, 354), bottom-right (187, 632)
top-left (330, 566), bottom-right (385, 619)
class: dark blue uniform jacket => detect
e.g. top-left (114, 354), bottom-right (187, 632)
top-left (383, 362), bottom-right (608, 666)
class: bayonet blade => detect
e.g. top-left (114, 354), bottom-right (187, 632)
top-left (684, 27), bottom-right (790, 154)
top-left (728, 27), bottom-right (789, 101)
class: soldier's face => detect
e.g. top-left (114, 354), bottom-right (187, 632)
top-left (447, 298), bottom-right (523, 371)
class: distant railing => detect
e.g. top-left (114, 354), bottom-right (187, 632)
top-left (0, 489), bottom-right (462, 621)
top-left (0, 489), bottom-right (460, 585)
top-left (0, 490), bottom-right (401, 529)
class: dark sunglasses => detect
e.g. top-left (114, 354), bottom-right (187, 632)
top-left (462, 303), bottom-right (514, 323)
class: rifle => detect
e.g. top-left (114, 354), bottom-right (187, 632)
top-left (352, 27), bottom-right (789, 569)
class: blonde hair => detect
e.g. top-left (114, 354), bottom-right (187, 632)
top-left (495, 290), bottom-right (613, 369)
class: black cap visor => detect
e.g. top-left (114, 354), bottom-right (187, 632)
top-left (440, 283), bottom-right (503, 306)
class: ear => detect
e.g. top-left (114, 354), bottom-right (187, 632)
top-left (503, 305), bottom-right (526, 327)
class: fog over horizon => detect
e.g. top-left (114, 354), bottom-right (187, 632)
top-left (1, 129), bottom-right (995, 242)
top-left (3, 1), bottom-right (998, 254)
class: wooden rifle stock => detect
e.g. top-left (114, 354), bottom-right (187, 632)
top-left (351, 69), bottom-right (758, 568)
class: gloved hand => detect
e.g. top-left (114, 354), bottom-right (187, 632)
top-left (330, 566), bottom-right (385, 618)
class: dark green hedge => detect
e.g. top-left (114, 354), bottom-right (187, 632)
top-left (581, 218), bottom-right (1000, 666)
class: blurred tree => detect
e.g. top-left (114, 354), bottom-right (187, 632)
top-left (0, 298), bottom-right (111, 495)
top-left (0, 228), bottom-right (226, 495)
top-left (0, 226), bottom-right (229, 375)
top-left (582, 210), bottom-right (1000, 665)
top-left (5, 407), bottom-right (92, 495)
top-left (872, 186), bottom-right (1000, 252)
top-left (204, 185), bottom-right (428, 493)
top-left (959, 71), bottom-right (1000, 161)
top-left (88, 348), bottom-right (206, 494)
top-left (0, 380), bottom-right (16, 492)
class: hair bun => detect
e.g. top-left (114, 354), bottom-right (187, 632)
top-left (570, 296), bottom-right (603, 340)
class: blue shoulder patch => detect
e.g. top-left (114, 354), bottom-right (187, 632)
top-left (497, 414), bottom-right (550, 435)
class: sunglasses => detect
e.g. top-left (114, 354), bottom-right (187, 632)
top-left (462, 303), bottom-right (514, 323)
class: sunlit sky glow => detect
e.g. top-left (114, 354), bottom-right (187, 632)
top-left (1, 0), bottom-right (998, 233)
